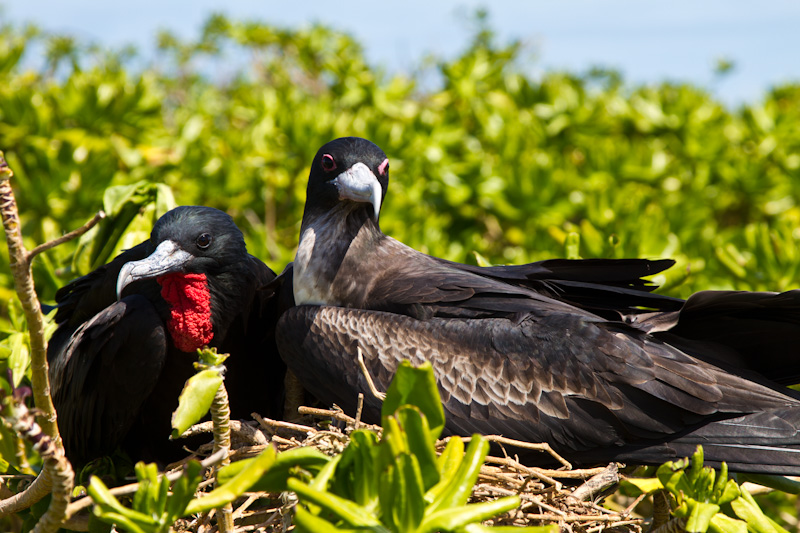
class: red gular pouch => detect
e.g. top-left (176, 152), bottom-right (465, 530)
top-left (157, 272), bottom-right (214, 353)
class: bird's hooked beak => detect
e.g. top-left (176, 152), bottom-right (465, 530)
top-left (333, 162), bottom-right (382, 222)
top-left (116, 240), bottom-right (194, 300)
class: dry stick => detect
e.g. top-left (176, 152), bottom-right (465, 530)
top-left (357, 346), bottom-right (386, 400)
top-left (568, 463), bottom-right (619, 502)
top-left (210, 381), bottom-right (234, 533)
top-left (464, 434), bottom-right (572, 469)
top-left (297, 405), bottom-right (382, 432)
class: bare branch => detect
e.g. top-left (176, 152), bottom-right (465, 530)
top-left (26, 210), bottom-right (106, 265)
top-left (0, 152), bottom-right (73, 530)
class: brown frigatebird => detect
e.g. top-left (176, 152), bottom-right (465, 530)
top-left (48, 206), bottom-right (285, 468)
top-left (274, 137), bottom-right (800, 474)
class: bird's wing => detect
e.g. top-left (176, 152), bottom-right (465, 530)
top-left (53, 241), bottom-right (152, 328)
top-left (50, 295), bottom-right (167, 465)
top-left (642, 289), bottom-right (800, 385)
top-left (276, 305), bottom-right (800, 472)
top-left (439, 257), bottom-right (684, 317)
top-left (358, 239), bottom-right (624, 320)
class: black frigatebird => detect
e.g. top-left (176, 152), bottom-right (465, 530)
top-left (48, 206), bottom-right (285, 468)
top-left (275, 136), bottom-right (800, 474)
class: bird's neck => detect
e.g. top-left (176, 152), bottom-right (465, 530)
top-left (158, 272), bottom-right (214, 353)
top-left (294, 205), bottom-right (380, 306)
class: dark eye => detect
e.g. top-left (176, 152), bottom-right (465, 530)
top-left (321, 154), bottom-right (337, 172)
top-left (196, 233), bottom-right (212, 249)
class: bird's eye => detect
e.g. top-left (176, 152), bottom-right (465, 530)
top-left (321, 154), bottom-right (337, 172)
top-left (378, 158), bottom-right (389, 177)
top-left (196, 233), bottom-right (212, 249)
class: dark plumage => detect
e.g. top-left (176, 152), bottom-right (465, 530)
top-left (48, 206), bottom-right (285, 468)
top-left (276, 137), bottom-right (800, 474)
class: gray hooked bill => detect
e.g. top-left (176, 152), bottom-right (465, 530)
top-left (116, 240), bottom-right (193, 300)
top-left (333, 162), bottom-right (382, 221)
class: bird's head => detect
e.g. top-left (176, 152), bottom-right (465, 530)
top-left (116, 206), bottom-right (247, 299)
top-left (305, 137), bottom-right (389, 223)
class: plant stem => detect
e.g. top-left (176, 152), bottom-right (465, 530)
top-left (0, 154), bottom-right (59, 442)
top-left (211, 381), bottom-right (234, 533)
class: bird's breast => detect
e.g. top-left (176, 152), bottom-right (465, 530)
top-left (294, 226), bottom-right (343, 306)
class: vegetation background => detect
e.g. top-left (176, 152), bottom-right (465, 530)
top-left (0, 9), bottom-right (799, 529)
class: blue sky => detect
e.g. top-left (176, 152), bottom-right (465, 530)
top-left (4, 1), bottom-right (799, 107)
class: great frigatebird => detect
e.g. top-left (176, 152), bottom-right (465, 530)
top-left (275, 137), bottom-right (800, 474)
top-left (48, 206), bottom-right (285, 468)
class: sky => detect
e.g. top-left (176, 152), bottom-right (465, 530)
top-left (4, 1), bottom-right (800, 107)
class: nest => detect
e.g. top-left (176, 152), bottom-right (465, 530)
top-left (173, 403), bottom-right (648, 533)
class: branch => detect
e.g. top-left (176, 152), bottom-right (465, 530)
top-left (1, 390), bottom-right (73, 533)
top-left (0, 152), bottom-right (74, 529)
top-left (0, 469), bottom-right (51, 516)
top-left (27, 210), bottom-right (105, 265)
top-left (0, 153), bottom-right (60, 443)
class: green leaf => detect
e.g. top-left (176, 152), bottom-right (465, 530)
top-left (381, 361), bottom-right (445, 441)
top-left (170, 368), bottom-right (223, 438)
top-left (165, 460), bottom-right (204, 520)
top-left (730, 492), bottom-right (788, 533)
top-left (216, 446), bottom-right (330, 492)
top-left (287, 477), bottom-right (383, 528)
top-left (419, 496), bottom-right (520, 533)
top-left (184, 445), bottom-right (277, 515)
top-left (621, 477), bottom-right (664, 495)
top-left (391, 454), bottom-right (426, 532)
top-left (426, 435), bottom-right (489, 514)
top-left (709, 514), bottom-right (748, 533)
top-left (394, 405), bottom-right (440, 489)
top-left (426, 437), bottom-right (465, 503)
top-left (6, 332), bottom-right (28, 387)
top-left (684, 500), bottom-right (720, 533)
top-left (333, 430), bottom-right (379, 507)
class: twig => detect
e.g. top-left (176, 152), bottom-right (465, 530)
top-left (568, 463), bottom-right (619, 502)
top-left (27, 211), bottom-right (105, 264)
top-left (252, 413), bottom-right (315, 435)
top-left (297, 405), bottom-right (381, 431)
top-left (357, 346), bottom-right (385, 400)
top-left (354, 392), bottom-right (364, 430)
top-left (463, 435), bottom-right (572, 469)
top-left (178, 419), bottom-right (268, 447)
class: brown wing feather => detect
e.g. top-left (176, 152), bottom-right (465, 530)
top-left (276, 305), bottom-right (800, 472)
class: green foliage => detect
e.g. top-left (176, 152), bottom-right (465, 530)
top-left (170, 347), bottom-right (228, 438)
top-left (284, 362), bottom-right (550, 533)
top-left (624, 447), bottom-right (789, 533)
top-left (89, 446), bottom-right (277, 533)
